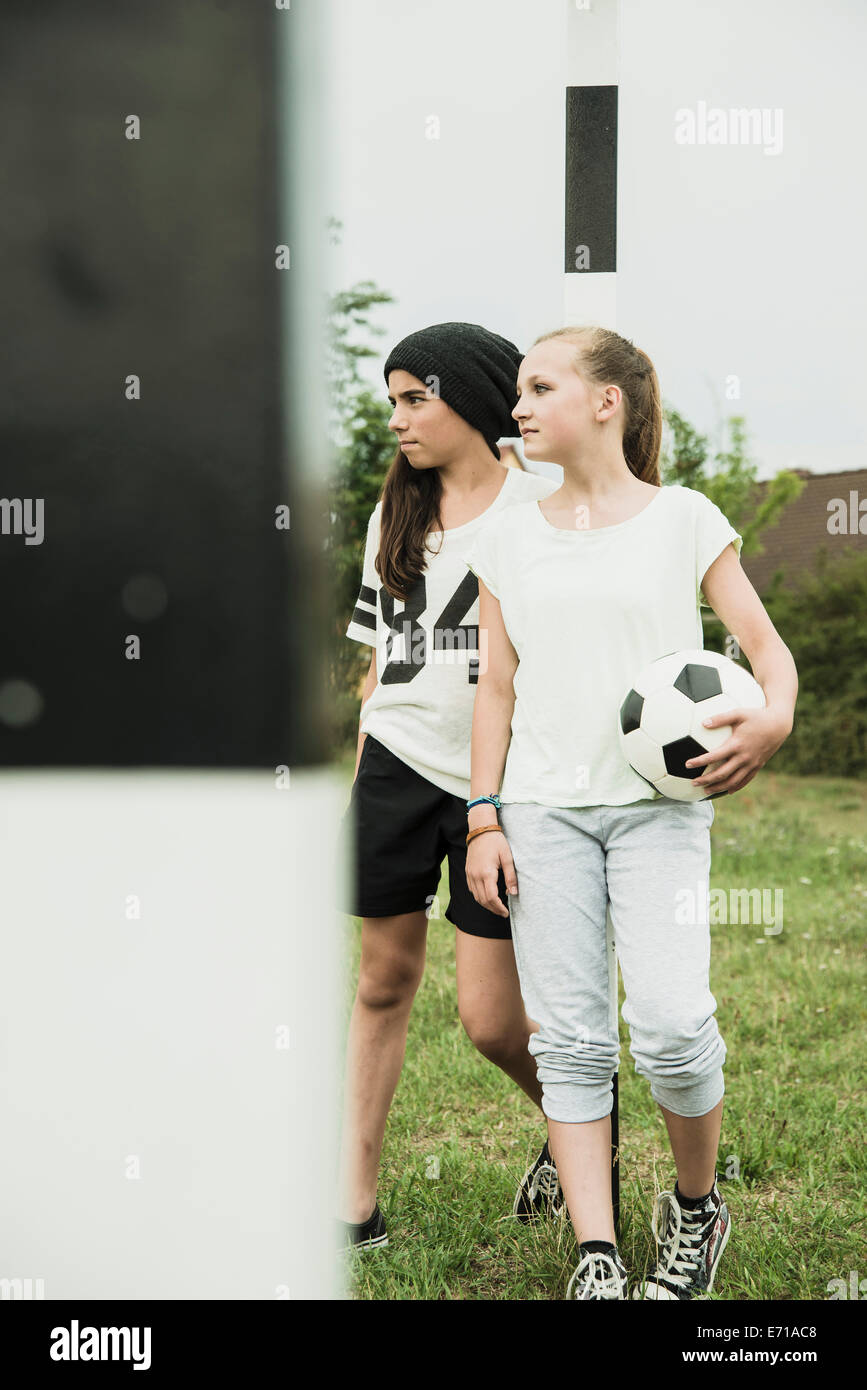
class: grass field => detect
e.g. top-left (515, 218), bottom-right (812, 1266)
top-left (337, 766), bottom-right (867, 1301)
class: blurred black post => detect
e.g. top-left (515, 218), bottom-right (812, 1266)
top-left (0, 0), bottom-right (328, 770)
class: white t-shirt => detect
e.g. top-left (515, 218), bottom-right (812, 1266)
top-left (345, 466), bottom-right (559, 798)
top-left (463, 483), bottom-right (744, 808)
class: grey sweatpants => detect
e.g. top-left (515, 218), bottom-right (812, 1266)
top-left (498, 798), bottom-right (726, 1124)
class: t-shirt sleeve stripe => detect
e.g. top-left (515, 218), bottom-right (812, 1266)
top-left (346, 510), bottom-right (381, 645)
top-left (348, 602), bottom-right (376, 633)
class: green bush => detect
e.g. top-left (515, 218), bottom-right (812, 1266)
top-left (705, 545), bottom-right (867, 779)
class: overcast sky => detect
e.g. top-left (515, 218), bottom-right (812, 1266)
top-left (324, 0), bottom-right (865, 481)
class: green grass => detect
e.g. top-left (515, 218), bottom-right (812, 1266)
top-left (337, 766), bottom-right (867, 1300)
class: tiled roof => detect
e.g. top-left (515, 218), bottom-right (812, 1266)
top-left (739, 468), bottom-right (867, 595)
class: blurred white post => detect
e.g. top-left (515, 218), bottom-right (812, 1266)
top-left (0, 767), bottom-right (345, 1300)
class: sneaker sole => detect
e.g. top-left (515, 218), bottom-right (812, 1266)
top-left (512, 1199), bottom-right (566, 1222)
top-left (348, 1232), bottom-right (388, 1251)
top-left (512, 1164), bottom-right (541, 1220)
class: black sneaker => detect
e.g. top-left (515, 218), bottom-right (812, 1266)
top-left (633, 1179), bottom-right (731, 1300)
top-left (567, 1244), bottom-right (629, 1300)
top-left (342, 1202), bottom-right (388, 1251)
top-left (512, 1140), bottom-right (564, 1222)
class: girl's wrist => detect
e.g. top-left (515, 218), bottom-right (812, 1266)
top-left (467, 792), bottom-right (501, 828)
top-left (466, 823), bottom-right (503, 847)
top-left (761, 705), bottom-right (794, 737)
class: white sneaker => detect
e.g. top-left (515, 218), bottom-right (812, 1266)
top-left (632, 1181), bottom-right (730, 1300)
top-left (566, 1246), bottom-right (629, 1300)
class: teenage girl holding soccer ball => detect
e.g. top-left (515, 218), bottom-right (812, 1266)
top-left (464, 326), bottom-right (798, 1299)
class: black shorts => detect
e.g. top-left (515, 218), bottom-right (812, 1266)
top-left (338, 734), bottom-right (511, 940)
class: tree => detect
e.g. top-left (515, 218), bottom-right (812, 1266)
top-left (324, 262), bottom-right (396, 746)
top-left (760, 546), bottom-right (867, 777)
top-left (661, 407), bottom-right (805, 558)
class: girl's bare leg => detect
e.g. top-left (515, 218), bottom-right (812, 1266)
top-left (337, 910), bottom-right (428, 1223)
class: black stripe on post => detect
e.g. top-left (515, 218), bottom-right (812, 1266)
top-left (564, 85), bottom-right (618, 275)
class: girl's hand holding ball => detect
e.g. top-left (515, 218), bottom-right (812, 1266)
top-left (686, 706), bottom-right (794, 795)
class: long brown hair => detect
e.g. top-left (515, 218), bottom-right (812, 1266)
top-left (532, 326), bottom-right (662, 486)
top-left (376, 446), bottom-right (446, 600)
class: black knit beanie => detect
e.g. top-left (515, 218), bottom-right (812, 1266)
top-left (383, 321), bottom-right (523, 459)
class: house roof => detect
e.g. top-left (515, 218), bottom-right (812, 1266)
top-left (739, 468), bottom-right (867, 594)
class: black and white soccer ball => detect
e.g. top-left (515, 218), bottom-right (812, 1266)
top-left (618, 649), bottom-right (766, 801)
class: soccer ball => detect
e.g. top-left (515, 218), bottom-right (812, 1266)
top-left (618, 649), bottom-right (766, 802)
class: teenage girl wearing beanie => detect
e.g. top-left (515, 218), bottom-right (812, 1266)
top-left (464, 327), bottom-right (798, 1299)
top-left (338, 322), bottom-right (564, 1250)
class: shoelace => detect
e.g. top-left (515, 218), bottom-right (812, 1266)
top-left (568, 1250), bottom-right (625, 1300)
top-left (650, 1189), bottom-right (714, 1290)
top-left (531, 1162), bottom-right (561, 1203)
top-left (528, 1161), bottom-right (564, 1218)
